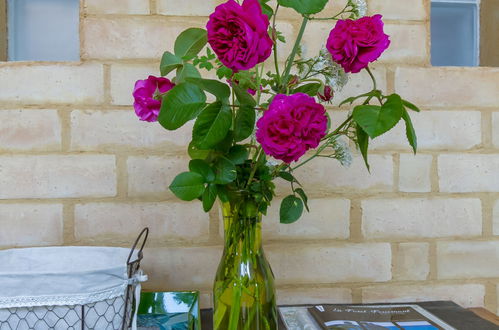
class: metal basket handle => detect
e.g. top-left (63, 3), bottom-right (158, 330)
top-left (127, 227), bottom-right (149, 265)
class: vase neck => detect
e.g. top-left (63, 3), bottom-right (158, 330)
top-left (221, 200), bottom-right (263, 250)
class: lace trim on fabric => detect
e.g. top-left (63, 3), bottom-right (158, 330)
top-left (0, 282), bottom-right (129, 309)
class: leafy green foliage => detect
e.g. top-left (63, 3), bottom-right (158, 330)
top-left (227, 145), bottom-right (249, 165)
top-left (258, 0), bottom-right (274, 19)
top-left (277, 0), bottom-right (328, 15)
top-left (160, 52), bottom-right (183, 76)
top-left (339, 90), bottom-right (382, 107)
top-left (294, 188), bottom-right (309, 212)
top-left (189, 159), bottom-right (215, 182)
top-left (192, 102), bottom-right (232, 149)
top-left (234, 106), bottom-right (256, 142)
top-left (402, 110), bottom-right (417, 154)
top-left (158, 83), bottom-right (206, 130)
top-left (293, 83), bottom-right (321, 96)
top-left (214, 157), bottom-right (237, 184)
top-left (280, 195), bottom-right (304, 224)
top-left (402, 99), bottom-right (421, 112)
top-left (175, 64), bottom-right (201, 84)
top-left (202, 183), bottom-right (218, 212)
top-left (356, 125), bottom-right (370, 171)
top-left (193, 48), bottom-right (216, 71)
top-left (169, 172), bottom-right (205, 201)
top-left (188, 142), bottom-right (211, 160)
top-left (186, 78), bottom-right (231, 100)
top-left (352, 94), bottom-right (404, 139)
top-left (233, 84), bottom-right (256, 107)
top-left (174, 28), bottom-right (207, 60)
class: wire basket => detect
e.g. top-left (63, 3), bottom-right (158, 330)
top-left (0, 228), bottom-right (149, 330)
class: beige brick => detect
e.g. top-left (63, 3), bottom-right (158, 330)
top-left (0, 155), bottom-right (116, 199)
top-left (362, 198), bottom-right (482, 239)
top-left (277, 288), bottom-right (352, 305)
top-left (0, 110), bottom-right (61, 151)
top-left (0, 204), bottom-right (63, 247)
top-left (494, 200), bottom-right (499, 236)
top-left (268, 243), bottom-right (391, 284)
top-left (110, 64), bottom-right (159, 105)
top-left (368, 0), bottom-right (427, 20)
top-left (399, 154), bottom-right (432, 193)
top-left (142, 247), bottom-right (222, 291)
top-left (395, 67), bottom-right (499, 107)
top-left (362, 284), bottom-right (485, 308)
top-left (127, 156), bottom-right (189, 197)
top-left (380, 24), bottom-right (427, 64)
top-left (437, 241), bottom-right (499, 279)
top-left (372, 111), bottom-right (482, 151)
top-left (82, 17), bottom-right (203, 59)
top-left (291, 155), bottom-right (393, 193)
top-left (85, 0), bottom-right (149, 14)
top-left (493, 113), bottom-right (499, 148)
top-left (75, 202), bottom-right (209, 242)
top-left (0, 64), bottom-right (104, 104)
top-left (157, 0), bottom-right (221, 16)
top-left (394, 243), bottom-right (430, 281)
top-left (263, 198), bottom-right (350, 240)
top-left (439, 154), bottom-right (499, 193)
top-left (71, 110), bottom-right (190, 150)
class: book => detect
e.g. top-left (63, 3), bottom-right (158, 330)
top-left (277, 302), bottom-right (499, 330)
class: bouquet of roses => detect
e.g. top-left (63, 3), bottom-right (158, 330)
top-left (132, 0), bottom-right (418, 328)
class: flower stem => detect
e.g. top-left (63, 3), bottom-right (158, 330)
top-left (272, 4), bottom-right (281, 85)
top-left (282, 16), bottom-right (309, 89)
top-left (366, 66), bottom-right (377, 91)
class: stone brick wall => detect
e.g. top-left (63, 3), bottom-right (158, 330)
top-left (1, 0), bottom-right (498, 314)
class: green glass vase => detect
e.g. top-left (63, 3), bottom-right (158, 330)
top-left (213, 193), bottom-right (277, 330)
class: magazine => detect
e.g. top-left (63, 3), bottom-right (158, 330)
top-left (279, 304), bottom-right (456, 330)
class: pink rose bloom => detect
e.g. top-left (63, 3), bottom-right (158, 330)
top-left (133, 75), bottom-right (175, 122)
top-left (326, 14), bottom-right (390, 73)
top-left (207, 0), bottom-right (273, 72)
top-left (256, 93), bottom-right (328, 163)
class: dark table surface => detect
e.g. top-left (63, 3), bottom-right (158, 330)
top-left (200, 301), bottom-right (499, 330)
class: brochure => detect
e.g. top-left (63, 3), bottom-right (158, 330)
top-left (279, 304), bottom-right (457, 330)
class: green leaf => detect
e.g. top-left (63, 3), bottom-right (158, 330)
top-left (189, 159), bottom-right (215, 182)
top-left (169, 172), bottom-right (205, 201)
top-left (186, 77), bottom-right (231, 100)
top-left (234, 106), bottom-right (256, 142)
top-left (216, 66), bottom-right (233, 80)
top-left (294, 188), bottom-right (309, 212)
top-left (233, 84), bottom-right (257, 107)
top-left (339, 90), bottom-right (382, 107)
top-left (227, 145), bottom-right (249, 165)
top-left (403, 99), bottom-right (421, 112)
top-left (277, 0), bottom-right (328, 15)
top-left (356, 125), bottom-right (370, 171)
top-left (280, 195), bottom-right (304, 224)
top-left (158, 83), bottom-right (207, 130)
top-left (293, 83), bottom-right (321, 96)
top-left (202, 183), bottom-right (217, 212)
top-left (174, 28), bottom-right (207, 60)
top-left (214, 157), bottom-right (237, 184)
top-left (160, 51), bottom-right (183, 76)
top-left (193, 101), bottom-right (232, 149)
top-left (352, 94), bottom-right (404, 139)
top-left (278, 171), bottom-right (294, 182)
top-left (258, 0), bottom-right (274, 19)
top-left (217, 185), bottom-right (229, 203)
top-left (402, 110), bottom-right (417, 154)
top-left (188, 141), bottom-right (211, 160)
top-left (175, 63), bottom-right (201, 84)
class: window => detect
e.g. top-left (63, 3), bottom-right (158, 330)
top-left (4, 0), bottom-right (79, 61)
top-left (431, 0), bottom-right (479, 66)
top-left (431, 0), bottom-right (499, 67)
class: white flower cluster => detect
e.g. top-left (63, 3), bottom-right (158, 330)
top-left (315, 48), bottom-right (349, 92)
top-left (351, 0), bottom-right (367, 18)
top-left (330, 136), bottom-right (353, 167)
